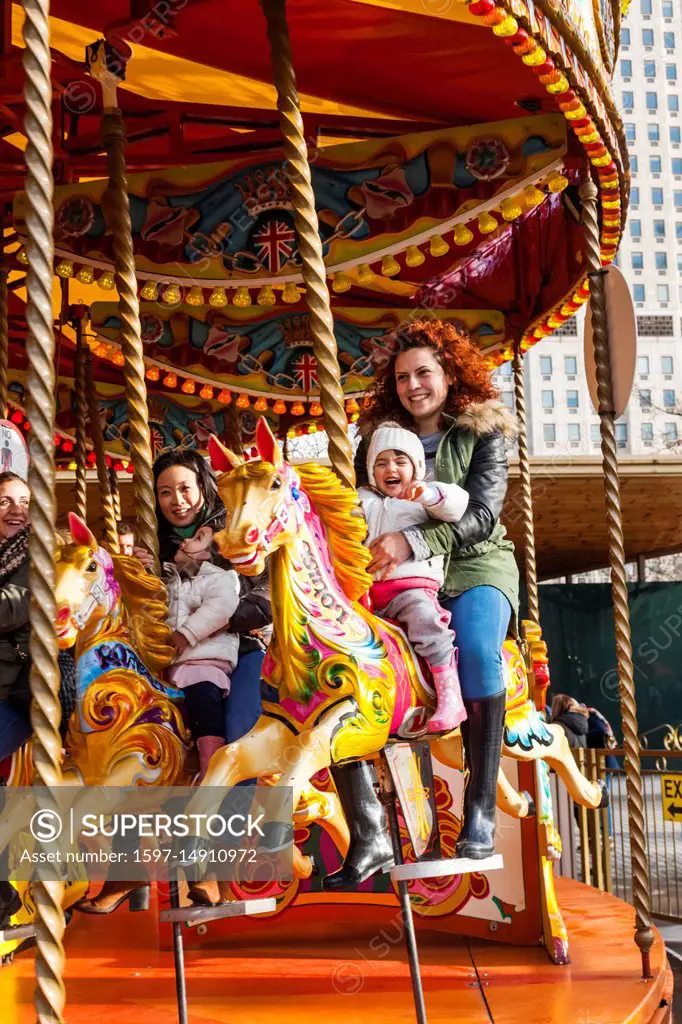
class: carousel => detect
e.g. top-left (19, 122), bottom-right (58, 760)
top-left (0, 0), bottom-right (673, 1021)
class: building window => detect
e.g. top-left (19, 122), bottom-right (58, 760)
top-left (500, 361), bottom-right (512, 377)
top-left (664, 31), bottom-right (676, 49)
top-left (664, 389), bottom-right (676, 407)
top-left (637, 315), bottom-right (673, 335)
top-left (638, 355), bottom-right (650, 374)
top-left (677, 223), bottom-right (682, 238)
top-left (651, 156), bottom-right (663, 173)
top-left (646, 92), bottom-right (658, 111)
top-left (641, 423), bottom-right (654, 441)
top-left (669, 95), bottom-right (680, 112)
top-left (541, 390), bottom-right (554, 409)
top-left (640, 389), bottom-right (652, 408)
top-left (641, 0), bottom-right (652, 13)
top-left (567, 423), bottom-right (581, 443)
top-left (665, 422), bottom-right (679, 442)
top-left (621, 59), bottom-right (633, 76)
top-left (543, 424), bottom-right (556, 444)
top-left (652, 187), bottom-right (664, 205)
top-left (644, 60), bottom-right (657, 78)
top-left (622, 90), bottom-right (634, 108)
top-left (656, 251), bottom-right (668, 269)
top-left (630, 219), bottom-right (642, 237)
top-left (667, 63), bottom-right (678, 81)
top-left (631, 155), bottom-right (639, 173)
top-left (501, 391), bottom-right (514, 409)
top-left (539, 355), bottom-right (552, 375)
top-left (590, 425), bottom-right (601, 443)
top-left (564, 356), bottom-right (577, 375)
top-left (633, 284), bottom-right (646, 302)
top-left (662, 356), bottom-right (674, 374)
top-left (625, 122), bottom-right (636, 143)
top-left (675, 192), bottom-right (682, 210)
top-left (615, 423), bottom-right (628, 444)
top-left (672, 126), bottom-right (682, 143)
top-left (654, 219), bottom-right (666, 237)
top-left (673, 158), bottom-right (682, 174)
top-left (632, 251), bottom-right (644, 269)
top-left (643, 29), bottom-right (655, 46)
top-left (631, 187), bottom-right (640, 206)
top-left (566, 390), bottom-right (579, 409)
top-left (648, 123), bottom-right (660, 142)
top-left (678, 255), bottom-right (682, 272)
top-left (658, 284), bottom-right (670, 302)
top-left (663, 1), bottom-right (673, 16)
top-left (622, 27), bottom-right (631, 44)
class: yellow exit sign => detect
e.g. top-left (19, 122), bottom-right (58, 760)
top-left (661, 774), bottom-right (682, 822)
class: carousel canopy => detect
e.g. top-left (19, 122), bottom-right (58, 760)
top-left (1, 0), bottom-right (627, 459)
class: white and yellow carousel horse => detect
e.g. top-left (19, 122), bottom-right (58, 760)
top-left (192, 418), bottom-right (605, 883)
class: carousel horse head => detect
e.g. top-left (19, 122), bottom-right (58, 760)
top-left (54, 513), bottom-right (121, 648)
top-left (208, 418), bottom-right (307, 576)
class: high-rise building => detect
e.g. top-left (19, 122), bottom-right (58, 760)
top-left (511, 1), bottom-right (682, 457)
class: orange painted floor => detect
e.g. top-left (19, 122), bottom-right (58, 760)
top-left (0, 878), bottom-right (672, 1024)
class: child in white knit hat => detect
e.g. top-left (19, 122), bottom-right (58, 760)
top-left (359, 421), bottom-right (469, 733)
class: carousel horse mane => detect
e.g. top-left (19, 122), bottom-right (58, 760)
top-left (58, 542), bottom-right (174, 676)
top-left (294, 462), bottom-right (372, 604)
top-left (110, 554), bottom-right (174, 675)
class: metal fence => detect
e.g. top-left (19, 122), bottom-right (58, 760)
top-left (551, 748), bottom-right (682, 921)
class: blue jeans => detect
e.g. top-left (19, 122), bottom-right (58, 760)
top-left (224, 649), bottom-right (264, 743)
top-left (0, 699), bottom-right (32, 761)
top-left (441, 586), bottom-right (511, 700)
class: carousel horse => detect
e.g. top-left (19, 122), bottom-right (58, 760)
top-left (193, 419), bottom-right (605, 850)
top-left (52, 514), bottom-right (191, 786)
top-left (0, 516), bottom-right (192, 955)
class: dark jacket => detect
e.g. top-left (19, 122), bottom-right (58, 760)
top-left (554, 710), bottom-right (589, 749)
top-left (0, 556), bottom-right (30, 702)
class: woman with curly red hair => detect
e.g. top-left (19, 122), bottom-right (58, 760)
top-left (327, 318), bottom-right (519, 884)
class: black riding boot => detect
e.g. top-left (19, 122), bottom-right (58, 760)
top-left (456, 692), bottom-right (506, 860)
top-left (322, 760), bottom-right (394, 892)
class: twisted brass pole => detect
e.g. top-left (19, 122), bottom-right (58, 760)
top-left (261, 0), bottom-right (355, 489)
top-left (580, 175), bottom-right (653, 977)
top-left (84, 352), bottom-right (119, 553)
top-left (0, 242), bottom-right (8, 420)
top-left (100, 109), bottom-right (160, 569)
top-left (109, 466), bottom-right (122, 521)
top-left (20, 1), bottom-right (66, 1021)
top-left (512, 346), bottom-right (540, 624)
top-left (73, 316), bottom-right (88, 522)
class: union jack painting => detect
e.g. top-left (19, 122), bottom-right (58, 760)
top-left (292, 352), bottom-right (318, 393)
top-left (253, 218), bottom-right (296, 272)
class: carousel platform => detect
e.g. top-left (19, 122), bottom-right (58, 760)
top-left (0, 878), bottom-right (672, 1023)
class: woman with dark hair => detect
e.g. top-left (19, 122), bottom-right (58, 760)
top-left (324, 318), bottom-right (519, 890)
top-left (550, 694), bottom-right (589, 749)
top-left (78, 448), bottom-right (270, 913)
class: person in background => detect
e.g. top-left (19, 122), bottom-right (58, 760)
top-left (116, 520), bottom-right (136, 556)
top-left (0, 471), bottom-right (31, 930)
top-left (550, 694), bottom-right (589, 749)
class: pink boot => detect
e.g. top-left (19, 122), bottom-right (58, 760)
top-left (196, 735), bottom-right (225, 781)
top-left (427, 653), bottom-right (467, 734)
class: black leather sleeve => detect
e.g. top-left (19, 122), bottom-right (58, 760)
top-left (354, 437), bottom-right (369, 487)
top-left (228, 568), bottom-right (272, 635)
top-left (417, 431), bottom-right (509, 554)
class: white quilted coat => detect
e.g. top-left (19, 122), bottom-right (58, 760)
top-left (359, 481), bottom-right (469, 585)
top-left (165, 562), bottom-right (240, 671)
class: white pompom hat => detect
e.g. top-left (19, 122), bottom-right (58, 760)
top-left (366, 421), bottom-right (425, 488)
